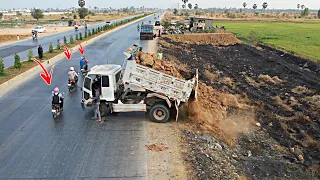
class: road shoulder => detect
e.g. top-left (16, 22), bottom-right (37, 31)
top-left (147, 121), bottom-right (191, 180)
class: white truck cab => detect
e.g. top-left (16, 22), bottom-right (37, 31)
top-left (82, 64), bottom-right (122, 105)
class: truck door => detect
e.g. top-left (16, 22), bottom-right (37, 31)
top-left (82, 77), bottom-right (93, 108)
top-left (101, 75), bottom-right (115, 101)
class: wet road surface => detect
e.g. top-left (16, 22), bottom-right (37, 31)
top-left (0, 13), bottom-right (162, 179)
top-left (0, 14), bottom-right (142, 68)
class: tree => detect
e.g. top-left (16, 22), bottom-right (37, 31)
top-left (49, 42), bottom-right (54, 53)
top-left (243, 2), bottom-right (247, 9)
top-left (318, 9), bottom-right (320, 18)
top-left (297, 4), bottom-right (300, 12)
top-left (78, 8), bottom-right (88, 19)
top-left (173, 8), bottom-right (178, 15)
top-left (182, 4), bottom-right (186, 9)
top-left (70, 35), bottom-right (74, 44)
top-left (14, 54), bottom-right (21, 69)
top-left (301, 7), bottom-right (309, 17)
top-left (0, 58), bottom-right (4, 75)
top-left (253, 4), bottom-right (257, 11)
top-left (188, 3), bottom-right (192, 10)
top-left (76, 34), bottom-right (79, 40)
top-left (74, 14), bottom-right (77, 19)
top-left (78, 0), bottom-right (85, 8)
top-left (182, 0), bottom-right (188, 10)
top-left (88, 30), bottom-right (92, 36)
top-left (79, 32), bottom-right (83, 40)
top-left (0, 13), bottom-right (3, 19)
top-left (31, 9), bottom-right (44, 20)
top-left (56, 39), bottom-right (61, 50)
top-left (194, 4), bottom-right (199, 10)
top-left (262, 2), bottom-right (268, 12)
top-left (27, 49), bottom-right (33, 61)
top-left (84, 31), bottom-right (87, 38)
top-left (63, 36), bottom-right (67, 45)
top-left (301, 5), bottom-right (305, 10)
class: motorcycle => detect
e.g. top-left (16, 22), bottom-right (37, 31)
top-left (52, 92), bottom-right (64, 119)
top-left (32, 30), bottom-right (37, 40)
top-left (80, 64), bottom-right (89, 76)
top-left (68, 77), bottom-right (78, 92)
top-left (75, 26), bottom-right (79, 31)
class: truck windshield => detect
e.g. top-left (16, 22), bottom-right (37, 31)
top-left (141, 26), bottom-right (153, 33)
top-left (84, 77), bottom-right (91, 90)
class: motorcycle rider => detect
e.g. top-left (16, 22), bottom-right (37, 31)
top-left (80, 56), bottom-right (88, 71)
top-left (68, 67), bottom-right (78, 85)
top-left (137, 23), bottom-right (140, 31)
top-left (52, 87), bottom-right (64, 111)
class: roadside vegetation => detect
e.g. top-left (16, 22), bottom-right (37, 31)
top-left (0, 13), bottom-right (151, 85)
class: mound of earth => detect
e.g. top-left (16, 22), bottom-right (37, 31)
top-left (166, 33), bottom-right (241, 46)
top-left (134, 51), bottom-right (183, 78)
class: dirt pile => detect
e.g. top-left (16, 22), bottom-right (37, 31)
top-left (167, 33), bottom-right (241, 46)
top-left (185, 82), bottom-right (253, 145)
top-left (134, 51), bottom-right (183, 78)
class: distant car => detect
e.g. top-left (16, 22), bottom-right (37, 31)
top-left (155, 21), bottom-right (161, 26)
top-left (106, 21), bottom-right (111, 26)
top-left (61, 16), bottom-right (68, 20)
top-left (32, 26), bottom-right (46, 33)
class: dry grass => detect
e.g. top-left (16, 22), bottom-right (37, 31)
top-left (274, 96), bottom-right (293, 112)
top-left (272, 145), bottom-right (287, 153)
top-left (302, 135), bottom-right (319, 149)
top-left (203, 70), bottom-right (219, 82)
top-left (238, 176), bottom-right (248, 180)
top-left (221, 77), bottom-right (234, 86)
top-left (258, 74), bottom-right (283, 84)
top-left (292, 86), bottom-right (312, 94)
top-left (245, 76), bottom-right (265, 87)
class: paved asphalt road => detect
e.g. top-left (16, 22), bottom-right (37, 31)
top-left (0, 13), bottom-right (162, 179)
top-left (0, 14), bottom-right (142, 68)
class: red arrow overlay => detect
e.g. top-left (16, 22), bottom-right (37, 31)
top-left (61, 42), bottom-right (72, 60)
top-left (76, 40), bottom-right (84, 54)
top-left (32, 58), bottom-right (54, 85)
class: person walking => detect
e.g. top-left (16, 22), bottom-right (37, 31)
top-left (38, 45), bottom-right (43, 59)
top-left (92, 87), bottom-right (102, 122)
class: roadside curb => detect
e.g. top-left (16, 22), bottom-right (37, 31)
top-left (0, 14), bottom-right (154, 98)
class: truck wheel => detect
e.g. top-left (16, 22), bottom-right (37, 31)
top-left (99, 103), bottom-right (110, 117)
top-left (149, 104), bottom-right (170, 123)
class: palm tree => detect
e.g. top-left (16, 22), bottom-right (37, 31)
top-left (182, 0), bottom-right (188, 11)
top-left (182, 4), bottom-right (186, 9)
top-left (194, 4), bottom-right (199, 10)
top-left (253, 4), bottom-right (257, 12)
top-left (188, 3), bottom-right (192, 10)
top-left (301, 5), bottom-right (305, 10)
top-left (297, 4), bottom-right (300, 11)
top-left (262, 2), bottom-right (268, 12)
top-left (243, 2), bottom-right (247, 9)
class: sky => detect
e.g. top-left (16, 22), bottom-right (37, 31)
top-left (0, 0), bottom-right (319, 10)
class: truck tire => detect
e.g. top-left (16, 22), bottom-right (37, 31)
top-left (99, 103), bottom-right (110, 117)
top-left (149, 103), bottom-right (170, 123)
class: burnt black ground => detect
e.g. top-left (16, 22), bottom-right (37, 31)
top-left (160, 37), bottom-right (320, 179)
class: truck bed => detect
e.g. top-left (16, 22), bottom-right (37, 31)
top-left (123, 45), bottom-right (196, 103)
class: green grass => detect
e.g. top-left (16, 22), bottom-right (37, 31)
top-left (215, 20), bottom-right (320, 61)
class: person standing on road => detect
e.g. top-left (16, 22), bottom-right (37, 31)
top-left (92, 87), bottom-right (102, 122)
top-left (38, 45), bottom-right (43, 59)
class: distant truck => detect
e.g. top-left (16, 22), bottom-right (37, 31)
top-left (140, 24), bottom-right (154, 40)
top-left (81, 44), bottom-right (198, 123)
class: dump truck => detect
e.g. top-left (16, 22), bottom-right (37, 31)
top-left (81, 44), bottom-right (198, 123)
top-left (140, 24), bottom-right (154, 40)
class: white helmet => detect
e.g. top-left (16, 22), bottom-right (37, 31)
top-left (70, 67), bottom-right (74, 71)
